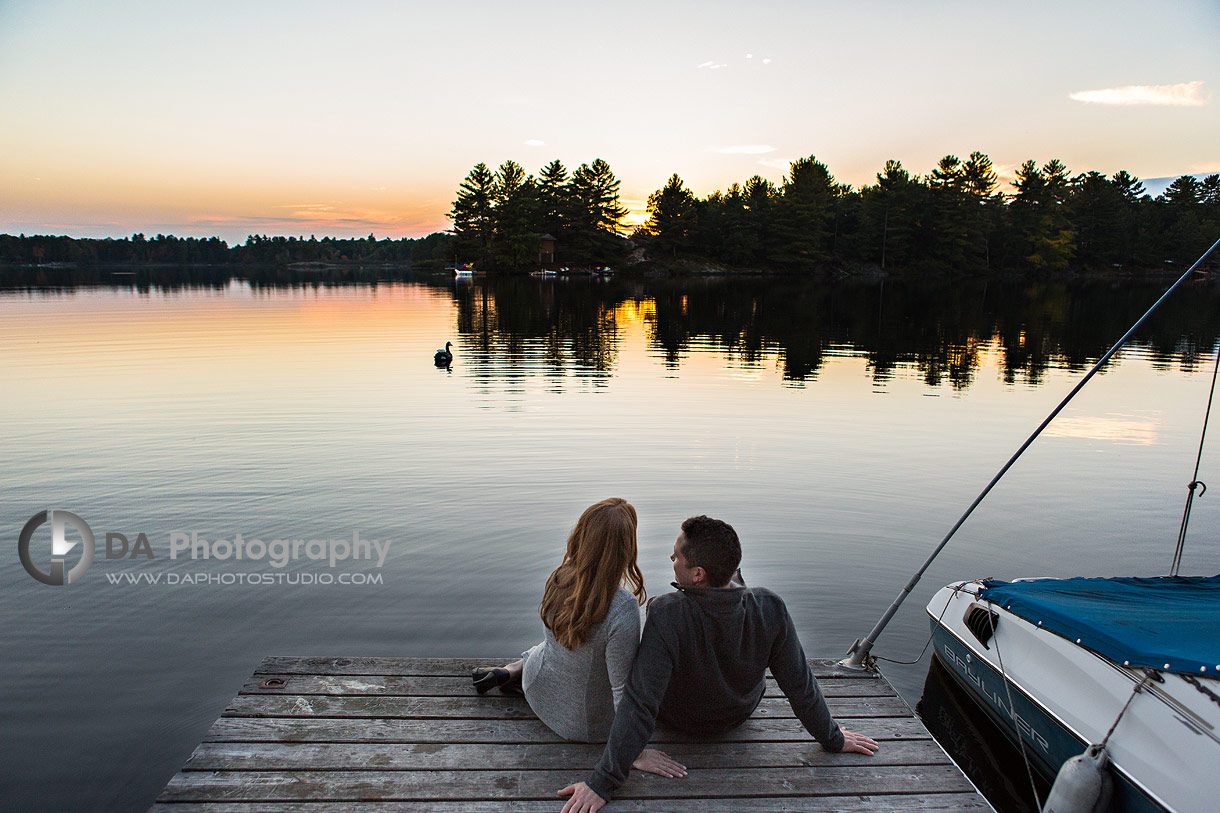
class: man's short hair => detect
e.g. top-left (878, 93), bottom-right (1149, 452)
top-left (680, 515), bottom-right (741, 587)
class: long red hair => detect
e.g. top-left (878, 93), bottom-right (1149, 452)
top-left (540, 498), bottom-right (646, 649)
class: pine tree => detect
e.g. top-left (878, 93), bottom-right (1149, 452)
top-left (1068, 171), bottom-right (1124, 267)
top-left (742, 175), bottom-right (777, 265)
top-left (567, 159), bottom-right (628, 265)
top-left (1111, 170), bottom-right (1147, 203)
top-left (927, 155), bottom-right (969, 267)
top-left (1110, 170), bottom-right (1149, 264)
top-left (775, 156), bottom-right (838, 267)
top-left (646, 174), bottom-right (697, 258)
top-left (860, 160), bottom-right (918, 269)
top-left (1010, 159), bottom-right (1074, 270)
top-left (450, 162), bottom-right (496, 267)
top-left (492, 160), bottom-right (540, 271)
top-left (961, 151), bottom-right (1000, 268)
top-left (537, 159), bottom-right (571, 241)
top-left (1161, 175), bottom-right (1206, 264)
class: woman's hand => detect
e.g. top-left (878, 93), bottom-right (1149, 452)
top-left (632, 748), bottom-right (687, 778)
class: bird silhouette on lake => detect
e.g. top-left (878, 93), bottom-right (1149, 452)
top-left (434, 341), bottom-right (453, 366)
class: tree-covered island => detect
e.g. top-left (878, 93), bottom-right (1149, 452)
top-left (3, 152), bottom-right (1217, 277)
top-left (451, 152), bottom-right (1219, 275)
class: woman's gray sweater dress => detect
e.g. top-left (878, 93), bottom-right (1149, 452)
top-left (520, 587), bottom-right (641, 742)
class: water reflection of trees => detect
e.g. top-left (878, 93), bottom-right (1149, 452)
top-left (8, 270), bottom-right (1215, 392)
top-left (451, 279), bottom-right (622, 389)
top-left (447, 276), bottom-right (1220, 391)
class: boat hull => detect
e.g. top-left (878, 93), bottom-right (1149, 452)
top-left (927, 581), bottom-right (1220, 812)
top-left (930, 622), bottom-right (1160, 812)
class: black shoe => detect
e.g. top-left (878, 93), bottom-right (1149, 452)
top-left (471, 666), bottom-right (523, 695)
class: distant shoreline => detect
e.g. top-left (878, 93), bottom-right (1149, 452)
top-left (0, 258), bottom-right (1206, 285)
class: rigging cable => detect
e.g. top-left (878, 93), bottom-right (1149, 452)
top-left (987, 608), bottom-right (1043, 813)
top-left (843, 235), bottom-right (1220, 669)
top-left (1170, 342), bottom-right (1220, 576)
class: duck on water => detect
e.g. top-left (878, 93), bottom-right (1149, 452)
top-left (434, 341), bottom-right (453, 366)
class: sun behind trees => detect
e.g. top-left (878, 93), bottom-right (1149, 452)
top-left (449, 158), bottom-right (627, 272)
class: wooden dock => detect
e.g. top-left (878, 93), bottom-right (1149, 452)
top-left (152, 656), bottom-right (990, 811)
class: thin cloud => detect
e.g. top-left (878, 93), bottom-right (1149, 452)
top-left (524, 139), bottom-right (546, 147)
top-left (714, 145), bottom-right (777, 155)
top-left (208, 204), bottom-right (406, 232)
top-left (184, 213), bottom-right (431, 241)
top-left (1069, 81), bottom-right (1208, 106)
top-left (756, 157), bottom-right (791, 170)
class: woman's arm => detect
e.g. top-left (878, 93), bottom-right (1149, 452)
top-left (604, 593), bottom-right (642, 709)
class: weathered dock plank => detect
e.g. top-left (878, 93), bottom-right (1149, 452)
top-left (203, 715), bottom-right (935, 743)
top-left (238, 674), bottom-right (898, 698)
top-left (157, 765), bottom-right (977, 801)
top-left (183, 739), bottom-right (953, 771)
top-left (152, 796), bottom-right (992, 812)
top-left (252, 656), bottom-right (883, 681)
top-left (221, 694), bottom-right (913, 720)
top-left (152, 657), bottom-right (990, 812)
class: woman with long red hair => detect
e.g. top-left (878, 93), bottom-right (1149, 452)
top-left (472, 498), bottom-right (684, 777)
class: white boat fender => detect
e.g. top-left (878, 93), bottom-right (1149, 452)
top-left (1043, 743), bottom-right (1113, 813)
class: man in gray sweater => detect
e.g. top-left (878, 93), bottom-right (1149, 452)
top-left (559, 515), bottom-right (879, 812)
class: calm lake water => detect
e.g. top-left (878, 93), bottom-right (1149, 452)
top-left (3, 272), bottom-right (1220, 811)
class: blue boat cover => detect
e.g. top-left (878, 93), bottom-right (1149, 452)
top-left (977, 575), bottom-right (1220, 675)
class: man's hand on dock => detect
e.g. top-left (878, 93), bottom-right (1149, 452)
top-left (632, 747), bottom-right (687, 778)
top-left (839, 728), bottom-right (880, 755)
top-left (558, 781), bottom-right (606, 812)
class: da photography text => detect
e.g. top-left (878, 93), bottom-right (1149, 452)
top-left (18, 509), bottom-right (392, 587)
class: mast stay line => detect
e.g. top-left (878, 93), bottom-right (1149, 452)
top-left (842, 236), bottom-right (1220, 669)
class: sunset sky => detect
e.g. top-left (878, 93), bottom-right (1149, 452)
top-left (1, 0), bottom-right (1217, 244)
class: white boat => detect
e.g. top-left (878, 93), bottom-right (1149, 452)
top-left (928, 575), bottom-right (1220, 812)
top-left (841, 238), bottom-right (1220, 810)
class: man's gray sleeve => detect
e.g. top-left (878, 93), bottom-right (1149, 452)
top-left (585, 613), bottom-right (675, 802)
top-left (768, 602), bottom-right (846, 752)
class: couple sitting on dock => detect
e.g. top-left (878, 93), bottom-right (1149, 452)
top-left (470, 498), bottom-right (880, 812)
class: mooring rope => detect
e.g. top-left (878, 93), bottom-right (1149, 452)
top-left (986, 614), bottom-right (1153, 811)
top-left (1171, 343), bottom-right (1220, 576)
top-left (987, 608), bottom-right (1044, 813)
top-left (874, 581), bottom-right (976, 666)
top-left (1100, 673), bottom-right (1153, 748)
